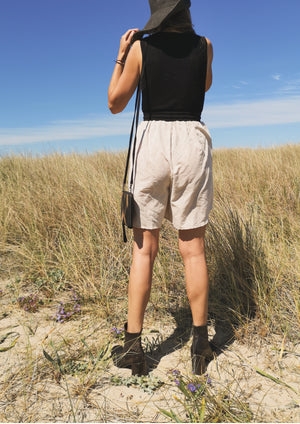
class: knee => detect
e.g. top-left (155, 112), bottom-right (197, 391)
top-left (133, 245), bottom-right (158, 270)
top-left (138, 242), bottom-right (158, 263)
top-left (133, 229), bottom-right (159, 265)
top-left (178, 237), bottom-right (205, 263)
top-left (178, 227), bottom-right (206, 262)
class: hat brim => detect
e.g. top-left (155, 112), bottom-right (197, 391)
top-left (132, 0), bottom-right (191, 42)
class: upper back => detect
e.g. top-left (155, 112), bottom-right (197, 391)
top-left (140, 32), bottom-right (207, 121)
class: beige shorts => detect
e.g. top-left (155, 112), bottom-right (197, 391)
top-left (130, 120), bottom-right (213, 230)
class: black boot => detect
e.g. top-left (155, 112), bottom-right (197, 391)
top-left (191, 324), bottom-right (214, 375)
top-left (112, 323), bottom-right (148, 376)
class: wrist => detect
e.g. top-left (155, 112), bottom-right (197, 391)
top-left (114, 59), bottom-right (125, 66)
top-left (117, 55), bottom-right (126, 64)
top-left (117, 48), bottom-right (128, 63)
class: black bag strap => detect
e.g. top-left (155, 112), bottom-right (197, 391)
top-left (122, 39), bottom-right (148, 192)
top-left (122, 83), bottom-right (141, 192)
top-left (122, 219), bottom-right (127, 244)
top-left (121, 83), bottom-right (141, 244)
top-left (121, 40), bottom-right (147, 242)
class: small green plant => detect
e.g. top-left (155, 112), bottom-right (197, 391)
top-left (159, 369), bottom-right (253, 423)
top-left (33, 268), bottom-right (67, 291)
top-left (111, 373), bottom-right (164, 394)
top-left (27, 268), bottom-right (71, 295)
top-left (43, 339), bottom-right (111, 376)
top-left (159, 369), bottom-right (209, 422)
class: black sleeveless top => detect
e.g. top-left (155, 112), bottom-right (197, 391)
top-left (140, 32), bottom-right (207, 121)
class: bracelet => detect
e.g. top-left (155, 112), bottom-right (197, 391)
top-left (114, 59), bottom-right (125, 66)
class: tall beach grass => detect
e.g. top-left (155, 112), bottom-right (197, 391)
top-left (0, 144), bottom-right (299, 337)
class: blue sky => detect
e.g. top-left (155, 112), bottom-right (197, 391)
top-left (1, 0), bottom-right (300, 156)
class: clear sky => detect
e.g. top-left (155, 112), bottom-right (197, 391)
top-left (1, 0), bottom-right (300, 156)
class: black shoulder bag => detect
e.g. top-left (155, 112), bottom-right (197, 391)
top-left (120, 82), bottom-right (141, 243)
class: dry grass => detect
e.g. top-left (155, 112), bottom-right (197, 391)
top-left (0, 143), bottom-right (299, 422)
top-left (1, 144), bottom-right (299, 337)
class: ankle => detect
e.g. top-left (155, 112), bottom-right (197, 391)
top-left (193, 323), bottom-right (207, 329)
top-left (126, 322), bottom-right (143, 334)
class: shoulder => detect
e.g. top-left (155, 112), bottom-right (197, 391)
top-left (127, 40), bottom-right (142, 72)
top-left (204, 37), bottom-right (213, 51)
top-left (131, 39), bottom-right (141, 51)
top-left (130, 40), bottom-right (143, 60)
top-left (204, 37), bottom-right (213, 60)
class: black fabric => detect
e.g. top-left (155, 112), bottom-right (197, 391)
top-left (140, 32), bottom-right (207, 121)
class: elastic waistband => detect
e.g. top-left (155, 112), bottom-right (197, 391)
top-left (143, 111), bottom-right (201, 121)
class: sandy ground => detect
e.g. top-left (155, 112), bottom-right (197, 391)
top-left (0, 278), bottom-right (299, 423)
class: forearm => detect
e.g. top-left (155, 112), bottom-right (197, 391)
top-left (108, 29), bottom-right (138, 111)
top-left (108, 60), bottom-right (125, 102)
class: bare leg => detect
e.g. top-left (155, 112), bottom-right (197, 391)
top-left (178, 226), bottom-right (209, 326)
top-left (127, 227), bottom-right (160, 333)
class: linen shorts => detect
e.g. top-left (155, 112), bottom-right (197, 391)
top-left (130, 120), bottom-right (213, 230)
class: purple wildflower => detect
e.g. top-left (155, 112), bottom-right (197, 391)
top-left (111, 327), bottom-right (123, 337)
top-left (204, 373), bottom-right (212, 384)
top-left (51, 289), bottom-right (81, 323)
top-left (17, 293), bottom-right (39, 312)
top-left (187, 383), bottom-right (197, 392)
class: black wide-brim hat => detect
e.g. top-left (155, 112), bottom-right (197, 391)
top-left (132, 0), bottom-right (191, 42)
